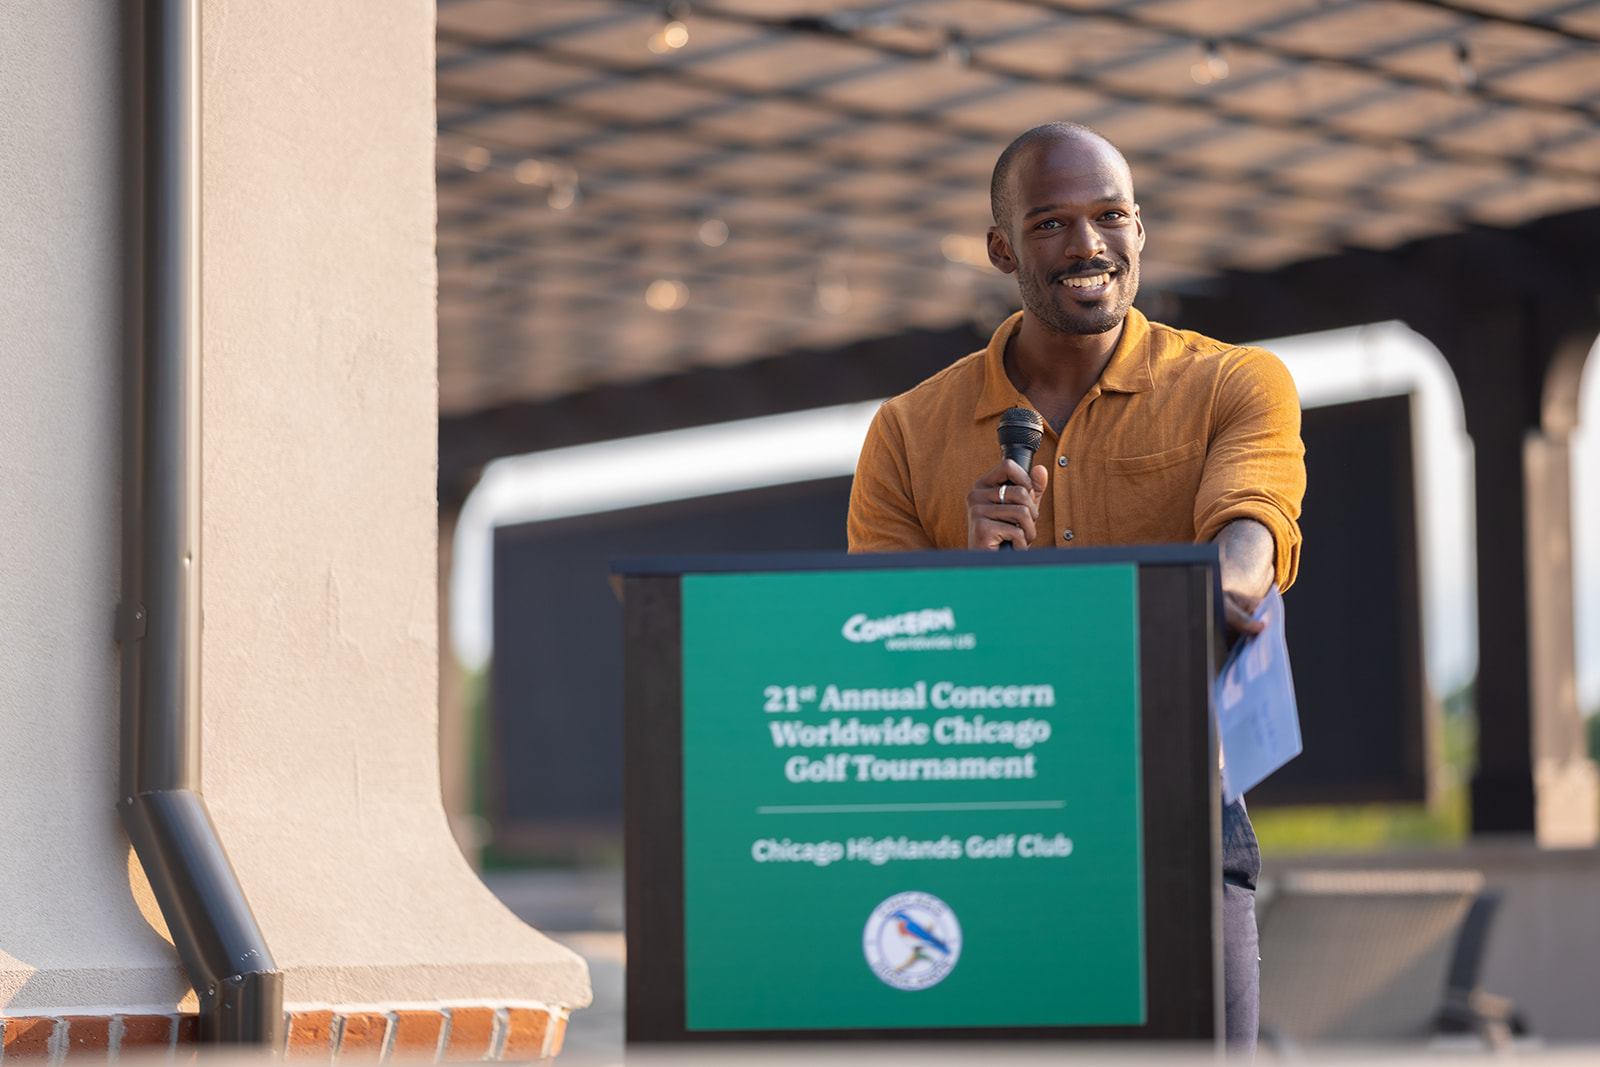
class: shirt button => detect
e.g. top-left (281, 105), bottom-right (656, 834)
top-left (1063, 530), bottom-right (1075, 541)
top-left (1057, 456), bottom-right (1069, 467)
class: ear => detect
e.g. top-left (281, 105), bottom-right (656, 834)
top-left (1132, 204), bottom-right (1146, 252)
top-left (986, 227), bottom-right (1017, 275)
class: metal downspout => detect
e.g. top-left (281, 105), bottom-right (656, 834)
top-left (118, 0), bottom-right (284, 1045)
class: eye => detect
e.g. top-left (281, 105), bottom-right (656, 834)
top-left (1034, 219), bottom-right (1061, 231)
top-left (1100, 210), bottom-right (1128, 221)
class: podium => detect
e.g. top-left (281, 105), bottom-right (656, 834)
top-left (618, 547), bottom-right (1227, 1044)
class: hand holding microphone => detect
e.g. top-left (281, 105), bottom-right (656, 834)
top-left (966, 407), bottom-right (1048, 551)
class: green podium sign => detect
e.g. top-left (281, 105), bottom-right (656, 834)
top-left (621, 549), bottom-right (1223, 1044)
top-left (681, 565), bottom-right (1144, 1030)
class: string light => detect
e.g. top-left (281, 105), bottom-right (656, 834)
top-left (531, 162), bottom-right (580, 210)
top-left (940, 233), bottom-right (993, 271)
top-left (815, 269), bottom-right (851, 316)
top-left (462, 145), bottom-right (490, 172)
top-left (1455, 40), bottom-right (1478, 90)
top-left (941, 29), bottom-right (970, 68)
top-left (646, 279), bottom-right (690, 311)
top-left (515, 159), bottom-right (549, 186)
top-left (697, 218), bottom-right (729, 247)
top-left (1190, 42), bottom-right (1229, 85)
top-left (648, 20), bottom-right (689, 53)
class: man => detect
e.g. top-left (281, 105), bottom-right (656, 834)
top-left (847, 122), bottom-right (1305, 1051)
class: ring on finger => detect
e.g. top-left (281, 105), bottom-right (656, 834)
top-left (998, 484), bottom-right (1007, 504)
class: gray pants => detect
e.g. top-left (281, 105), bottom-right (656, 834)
top-left (1222, 798), bottom-right (1261, 1056)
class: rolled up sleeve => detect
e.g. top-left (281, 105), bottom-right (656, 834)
top-left (1193, 348), bottom-right (1306, 591)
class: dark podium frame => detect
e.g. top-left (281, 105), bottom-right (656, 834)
top-left (617, 546), bottom-right (1225, 1045)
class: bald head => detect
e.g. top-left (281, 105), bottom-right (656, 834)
top-left (989, 123), bottom-right (1133, 232)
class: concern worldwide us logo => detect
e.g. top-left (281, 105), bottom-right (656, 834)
top-left (841, 607), bottom-right (975, 652)
top-left (862, 891), bottom-right (963, 991)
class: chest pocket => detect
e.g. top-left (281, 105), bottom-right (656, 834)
top-left (1103, 440), bottom-right (1205, 543)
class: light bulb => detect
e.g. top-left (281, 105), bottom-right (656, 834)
top-left (697, 218), bottom-right (729, 247)
top-left (646, 279), bottom-right (690, 311)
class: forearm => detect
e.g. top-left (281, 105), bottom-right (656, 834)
top-left (1214, 518), bottom-right (1276, 600)
top-left (1193, 348), bottom-right (1306, 591)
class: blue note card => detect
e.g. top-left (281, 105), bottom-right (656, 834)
top-left (1216, 585), bottom-right (1302, 804)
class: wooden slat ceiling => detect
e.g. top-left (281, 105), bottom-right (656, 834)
top-left (436, 0), bottom-right (1600, 415)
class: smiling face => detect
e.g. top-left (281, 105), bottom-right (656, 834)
top-left (987, 134), bottom-right (1145, 337)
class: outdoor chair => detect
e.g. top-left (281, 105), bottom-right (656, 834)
top-left (1256, 869), bottom-right (1526, 1050)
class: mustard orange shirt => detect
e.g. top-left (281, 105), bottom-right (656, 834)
top-left (847, 309), bottom-right (1305, 590)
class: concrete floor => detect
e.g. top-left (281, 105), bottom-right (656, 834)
top-left (544, 931), bottom-right (624, 1067)
top-left (482, 869), bottom-right (625, 1066)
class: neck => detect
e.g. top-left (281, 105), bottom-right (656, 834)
top-left (1003, 313), bottom-right (1126, 431)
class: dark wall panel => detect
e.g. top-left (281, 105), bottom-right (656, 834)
top-left (490, 477), bottom-right (853, 853)
top-left (1251, 394), bottom-right (1428, 804)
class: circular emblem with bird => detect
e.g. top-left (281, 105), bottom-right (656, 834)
top-left (862, 890), bottom-right (963, 991)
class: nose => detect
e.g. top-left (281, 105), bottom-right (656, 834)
top-left (1062, 217), bottom-right (1106, 261)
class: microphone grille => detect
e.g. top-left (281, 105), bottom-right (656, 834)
top-left (997, 406), bottom-right (1044, 450)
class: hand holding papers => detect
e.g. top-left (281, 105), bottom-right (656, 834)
top-left (1216, 585), bottom-right (1301, 805)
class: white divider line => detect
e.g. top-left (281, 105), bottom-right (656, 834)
top-left (756, 800), bottom-right (1066, 815)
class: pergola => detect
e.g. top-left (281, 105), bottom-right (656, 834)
top-left (434, 0), bottom-right (1600, 842)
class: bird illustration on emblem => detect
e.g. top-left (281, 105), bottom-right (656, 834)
top-left (864, 891), bottom-right (962, 990)
top-left (890, 909), bottom-right (951, 972)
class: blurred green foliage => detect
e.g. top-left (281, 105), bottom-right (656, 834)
top-left (466, 663), bottom-right (537, 871)
top-left (1251, 681), bottom-right (1476, 855)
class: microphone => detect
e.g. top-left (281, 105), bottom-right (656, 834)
top-left (995, 407), bottom-right (1044, 551)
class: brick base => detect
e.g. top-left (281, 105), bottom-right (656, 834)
top-left (0, 1007), bottom-right (567, 1063)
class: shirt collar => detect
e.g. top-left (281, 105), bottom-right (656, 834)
top-left (974, 307), bottom-right (1156, 422)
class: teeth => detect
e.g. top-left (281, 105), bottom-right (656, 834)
top-left (1064, 273), bottom-right (1111, 289)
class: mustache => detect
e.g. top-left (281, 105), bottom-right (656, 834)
top-left (1052, 257), bottom-right (1122, 282)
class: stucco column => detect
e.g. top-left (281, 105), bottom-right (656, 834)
top-left (195, 0), bottom-right (589, 1027)
top-left (1524, 332), bottom-right (1600, 847)
top-left (0, 0), bottom-right (194, 1020)
top-left (1425, 304), bottom-right (1598, 845)
top-left (0, 0), bottom-right (589, 1056)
